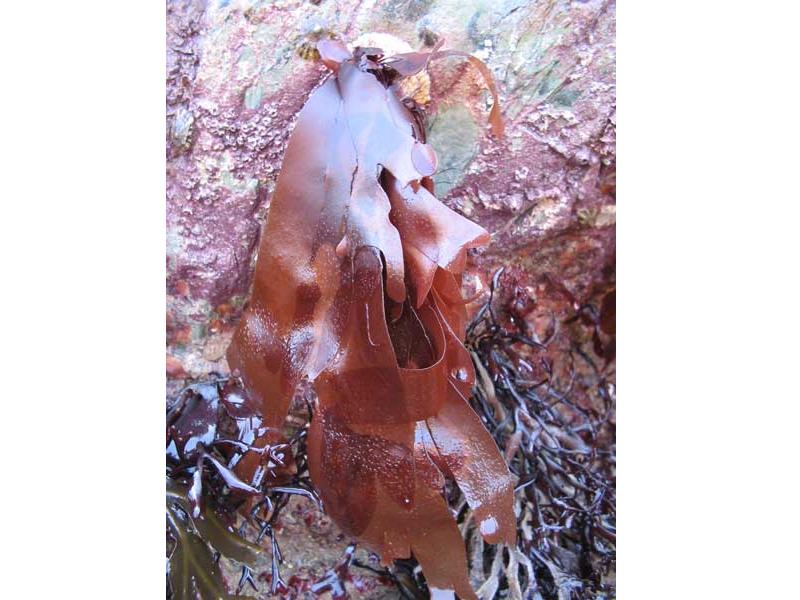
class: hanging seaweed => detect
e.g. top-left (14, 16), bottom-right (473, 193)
top-left (223, 39), bottom-right (513, 598)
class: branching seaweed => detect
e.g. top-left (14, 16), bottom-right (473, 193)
top-left (460, 271), bottom-right (616, 600)
top-left (166, 377), bottom-right (319, 599)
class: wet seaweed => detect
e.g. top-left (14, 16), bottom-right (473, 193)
top-left (460, 270), bottom-right (616, 600)
top-left (166, 377), bottom-right (319, 599)
top-left (225, 38), bottom-right (513, 598)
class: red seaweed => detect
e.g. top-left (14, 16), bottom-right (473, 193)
top-left (227, 40), bottom-right (514, 598)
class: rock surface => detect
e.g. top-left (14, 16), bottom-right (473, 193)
top-left (166, 0), bottom-right (615, 595)
top-left (167, 0), bottom-right (615, 383)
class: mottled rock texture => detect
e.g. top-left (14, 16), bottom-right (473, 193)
top-left (167, 0), bottom-right (615, 384)
top-left (166, 0), bottom-right (614, 594)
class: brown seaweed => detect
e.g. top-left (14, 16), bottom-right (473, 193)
top-left (166, 377), bottom-right (315, 598)
top-left (167, 479), bottom-right (258, 600)
top-left (226, 40), bottom-right (514, 598)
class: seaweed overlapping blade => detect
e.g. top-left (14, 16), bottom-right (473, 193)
top-left (227, 40), bottom-right (514, 598)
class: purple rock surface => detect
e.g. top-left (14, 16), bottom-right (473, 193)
top-left (167, 0), bottom-right (615, 385)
